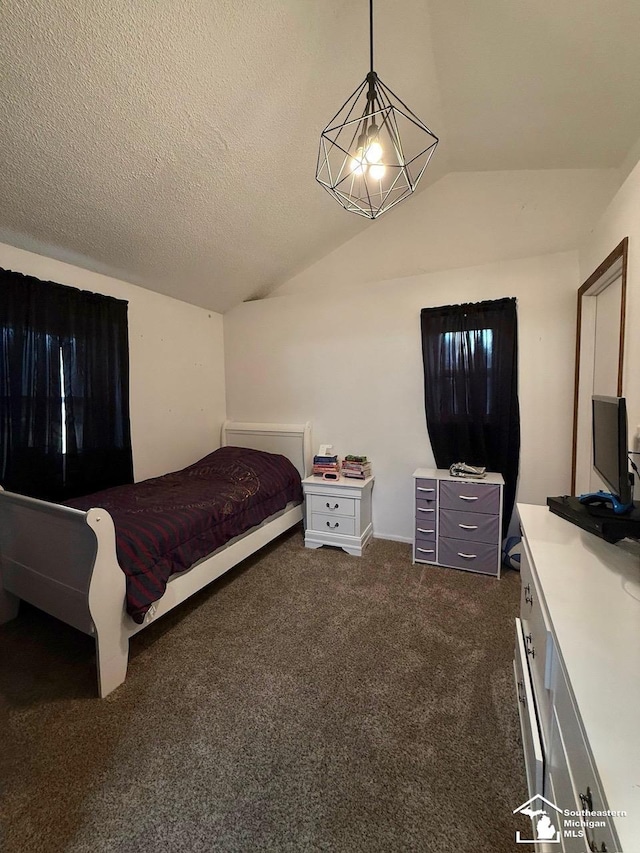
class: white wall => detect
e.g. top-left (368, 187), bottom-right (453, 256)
top-left (225, 251), bottom-right (579, 541)
top-left (579, 159), bottom-right (640, 443)
top-left (275, 169), bottom-right (618, 298)
top-left (224, 169), bottom-right (618, 542)
top-left (0, 242), bottom-right (226, 482)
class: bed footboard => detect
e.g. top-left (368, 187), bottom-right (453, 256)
top-left (85, 509), bottom-right (129, 697)
top-left (0, 490), bottom-right (129, 697)
top-left (0, 490), bottom-right (99, 633)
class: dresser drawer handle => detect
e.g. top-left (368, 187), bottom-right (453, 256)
top-left (326, 502), bottom-right (339, 510)
top-left (417, 547), bottom-right (435, 554)
top-left (417, 508), bottom-right (435, 513)
top-left (579, 787), bottom-right (593, 813)
top-left (525, 634), bottom-right (535, 658)
top-left (457, 552), bottom-right (477, 559)
top-left (458, 523), bottom-right (478, 530)
top-left (459, 495), bottom-right (478, 501)
top-left (326, 521), bottom-right (339, 529)
top-left (417, 528), bottom-right (435, 534)
top-left (417, 487), bottom-right (435, 492)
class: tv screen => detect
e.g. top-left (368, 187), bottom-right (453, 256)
top-left (592, 395), bottom-right (631, 506)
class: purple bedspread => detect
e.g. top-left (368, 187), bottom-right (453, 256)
top-left (65, 446), bottom-right (302, 623)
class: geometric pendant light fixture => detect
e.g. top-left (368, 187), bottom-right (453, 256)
top-left (316, 0), bottom-right (439, 219)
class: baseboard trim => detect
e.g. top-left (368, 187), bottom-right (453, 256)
top-left (372, 533), bottom-right (413, 544)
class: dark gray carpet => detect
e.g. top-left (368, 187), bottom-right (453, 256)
top-left (0, 527), bottom-right (534, 852)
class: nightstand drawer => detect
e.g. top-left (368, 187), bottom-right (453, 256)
top-left (439, 509), bottom-right (499, 545)
top-left (438, 537), bottom-right (499, 574)
top-left (440, 481), bottom-right (500, 515)
top-left (308, 494), bottom-right (356, 517)
top-left (310, 513), bottom-right (356, 536)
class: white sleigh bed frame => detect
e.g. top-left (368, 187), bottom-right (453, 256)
top-left (0, 421), bottom-right (312, 697)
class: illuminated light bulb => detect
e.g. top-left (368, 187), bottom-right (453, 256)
top-left (350, 147), bottom-right (367, 175)
top-left (365, 140), bottom-right (383, 164)
top-left (368, 162), bottom-right (385, 181)
top-left (365, 124), bottom-right (383, 164)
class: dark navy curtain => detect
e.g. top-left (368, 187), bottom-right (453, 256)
top-left (420, 297), bottom-right (520, 536)
top-left (0, 268), bottom-right (133, 501)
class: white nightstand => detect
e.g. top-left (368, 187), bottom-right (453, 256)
top-left (302, 475), bottom-right (374, 556)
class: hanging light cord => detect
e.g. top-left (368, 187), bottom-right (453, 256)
top-left (365, 0), bottom-right (376, 128)
top-left (369, 0), bottom-right (374, 74)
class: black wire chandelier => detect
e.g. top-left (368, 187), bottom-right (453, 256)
top-left (316, 0), bottom-right (439, 219)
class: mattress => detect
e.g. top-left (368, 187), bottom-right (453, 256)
top-left (65, 446), bottom-right (302, 623)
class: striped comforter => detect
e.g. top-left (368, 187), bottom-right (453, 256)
top-left (66, 446), bottom-right (302, 623)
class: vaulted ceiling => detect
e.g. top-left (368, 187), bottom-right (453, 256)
top-left (2, 0), bottom-right (640, 312)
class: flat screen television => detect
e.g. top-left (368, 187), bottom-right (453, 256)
top-left (588, 395), bottom-right (632, 511)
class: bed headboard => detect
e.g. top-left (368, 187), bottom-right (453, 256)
top-left (220, 421), bottom-right (312, 479)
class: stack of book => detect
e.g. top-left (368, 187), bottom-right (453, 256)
top-left (341, 455), bottom-right (372, 480)
top-left (312, 453), bottom-right (340, 479)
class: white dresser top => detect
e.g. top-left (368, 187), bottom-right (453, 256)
top-left (518, 503), bottom-right (640, 851)
top-left (413, 467), bottom-right (504, 486)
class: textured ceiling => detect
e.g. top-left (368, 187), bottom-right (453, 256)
top-left (1, 0), bottom-right (639, 312)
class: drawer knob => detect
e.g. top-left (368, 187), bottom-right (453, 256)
top-left (417, 547), bottom-right (435, 554)
top-left (417, 528), bottom-right (435, 534)
top-left (326, 502), bottom-right (339, 510)
top-left (326, 521), bottom-right (339, 529)
top-left (418, 508), bottom-right (435, 513)
top-left (579, 787), bottom-right (593, 813)
top-left (417, 487), bottom-right (435, 492)
top-left (457, 552), bottom-right (477, 559)
top-left (459, 495), bottom-right (478, 501)
top-left (458, 523), bottom-right (478, 530)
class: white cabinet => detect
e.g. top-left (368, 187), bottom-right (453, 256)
top-left (413, 468), bottom-right (504, 577)
top-left (516, 504), bottom-right (640, 853)
top-left (302, 475), bottom-right (374, 556)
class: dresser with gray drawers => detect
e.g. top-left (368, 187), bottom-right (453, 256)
top-left (412, 468), bottom-right (504, 578)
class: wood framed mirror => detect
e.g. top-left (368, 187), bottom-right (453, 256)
top-left (571, 237), bottom-right (628, 495)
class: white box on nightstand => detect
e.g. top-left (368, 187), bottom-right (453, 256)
top-left (302, 475), bottom-right (374, 556)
